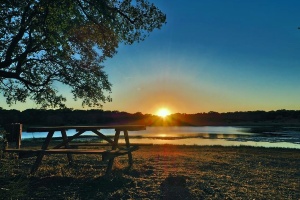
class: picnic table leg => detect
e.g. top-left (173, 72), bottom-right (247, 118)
top-left (61, 130), bottom-right (73, 165)
top-left (105, 130), bottom-right (120, 176)
top-left (30, 131), bottom-right (54, 174)
top-left (124, 130), bottom-right (133, 166)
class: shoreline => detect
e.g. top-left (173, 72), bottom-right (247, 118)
top-left (19, 134), bottom-right (300, 150)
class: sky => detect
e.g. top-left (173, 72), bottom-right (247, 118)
top-left (2, 0), bottom-right (300, 114)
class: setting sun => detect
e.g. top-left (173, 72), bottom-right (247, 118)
top-left (157, 108), bottom-right (171, 118)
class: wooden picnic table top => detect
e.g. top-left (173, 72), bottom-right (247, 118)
top-left (27, 125), bottom-right (146, 132)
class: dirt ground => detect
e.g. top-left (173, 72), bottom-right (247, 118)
top-left (1, 145), bottom-right (299, 199)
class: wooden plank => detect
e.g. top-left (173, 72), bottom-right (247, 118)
top-left (44, 148), bottom-right (138, 154)
top-left (106, 130), bottom-right (121, 175)
top-left (112, 130), bottom-right (120, 150)
top-left (4, 147), bottom-right (139, 155)
top-left (43, 149), bottom-right (113, 154)
top-left (61, 130), bottom-right (73, 164)
top-left (4, 149), bottom-right (38, 159)
top-left (69, 143), bottom-right (153, 147)
top-left (31, 130), bottom-right (54, 174)
top-left (4, 149), bottom-right (41, 153)
top-left (91, 130), bottom-right (114, 144)
top-left (5, 145), bottom-right (139, 175)
top-left (124, 130), bottom-right (133, 165)
top-left (27, 125), bottom-right (146, 132)
top-left (4, 123), bottom-right (22, 149)
top-left (53, 130), bottom-right (85, 149)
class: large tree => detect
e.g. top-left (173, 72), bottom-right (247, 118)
top-left (0, 0), bottom-right (166, 108)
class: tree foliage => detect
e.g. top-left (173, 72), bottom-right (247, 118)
top-left (0, 0), bottom-right (166, 108)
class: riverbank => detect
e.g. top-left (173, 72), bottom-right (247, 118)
top-left (1, 145), bottom-right (299, 199)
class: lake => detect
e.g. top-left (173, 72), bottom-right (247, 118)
top-left (22, 126), bottom-right (300, 149)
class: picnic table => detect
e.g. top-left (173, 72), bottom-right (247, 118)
top-left (4, 124), bottom-right (146, 176)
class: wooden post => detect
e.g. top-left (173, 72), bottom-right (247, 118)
top-left (61, 130), bottom-right (73, 165)
top-left (4, 123), bottom-right (22, 149)
top-left (31, 130), bottom-right (54, 174)
top-left (124, 130), bottom-right (133, 166)
top-left (106, 130), bottom-right (120, 176)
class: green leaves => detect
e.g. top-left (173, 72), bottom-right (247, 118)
top-left (0, 0), bottom-right (166, 108)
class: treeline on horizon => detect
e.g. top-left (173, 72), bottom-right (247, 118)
top-left (1, 108), bottom-right (300, 127)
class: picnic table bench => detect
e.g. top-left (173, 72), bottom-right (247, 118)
top-left (3, 124), bottom-right (147, 176)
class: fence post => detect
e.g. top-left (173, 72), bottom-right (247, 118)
top-left (4, 123), bottom-right (22, 149)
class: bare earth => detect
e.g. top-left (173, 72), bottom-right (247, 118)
top-left (1, 145), bottom-right (299, 199)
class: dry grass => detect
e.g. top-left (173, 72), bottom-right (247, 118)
top-left (0, 145), bottom-right (299, 199)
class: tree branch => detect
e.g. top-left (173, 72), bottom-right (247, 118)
top-left (0, 69), bottom-right (57, 89)
top-left (79, 0), bottom-right (136, 24)
top-left (3, 3), bottom-right (31, 68)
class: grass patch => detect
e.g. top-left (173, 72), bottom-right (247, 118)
top-left (0, 145), bottom-right (299, 199)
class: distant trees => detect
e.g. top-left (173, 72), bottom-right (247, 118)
top-left (0, 0), bottom-right (166, 108)
top-left (1, 109), bottom-right (300, 126)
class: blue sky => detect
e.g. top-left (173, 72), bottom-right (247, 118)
top-left (2, 0), bottom-right (300, 114)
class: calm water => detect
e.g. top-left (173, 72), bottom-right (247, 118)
top-left (22, 126), bottom-right (300, 149)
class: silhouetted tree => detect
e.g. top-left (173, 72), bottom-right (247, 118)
top-left (0, 0), bottom-right (166, 108)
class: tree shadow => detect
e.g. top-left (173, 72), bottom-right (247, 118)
top-left (160, 174), bottom-right (192, 200)
top-left (27, 174), bottom-right (134, 199)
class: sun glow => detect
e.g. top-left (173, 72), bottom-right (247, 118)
top-left (157, 108), bottom-right (171, 118)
